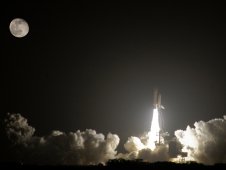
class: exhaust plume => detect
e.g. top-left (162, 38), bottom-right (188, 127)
top-left (120, 108), bottom-right (169, 162)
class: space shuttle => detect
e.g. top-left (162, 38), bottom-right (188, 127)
top-left (153, 89), bottom-right (165, 109)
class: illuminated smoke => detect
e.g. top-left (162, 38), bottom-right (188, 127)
top-left (175, 116), bottom-right (226, 164)
top-left (1, 108), bottom-right (171, 164)
top-left (4, 113), bottom-right (35, 145)
top-left (121, 108), bottom-right (169, 162)
top-left (1, 113), bottom-right (120, 165)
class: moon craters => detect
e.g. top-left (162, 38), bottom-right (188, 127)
top-left (9, 18), bottom-right (29, 38)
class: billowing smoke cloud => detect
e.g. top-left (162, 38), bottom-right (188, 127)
top-left (4, 113), bottom-right (35, 145)
top-left (175, 115), bottom-right (226, 165)
top-left (118, 132), bottom-right (169, 162)
top-left (1, 113), bottom-right (120, 165)
top-left (117, 108), bottom-right (170, 162)
top-left (4, 112), bottom-right (226, 165)
top-left (1, 112), bottom-right (170, 164)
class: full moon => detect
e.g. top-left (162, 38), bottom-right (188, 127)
top-left (9, 18), bottom-right (29, 38)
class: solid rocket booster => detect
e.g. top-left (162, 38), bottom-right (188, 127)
top-left (153, 89), bottom-right (164, 109)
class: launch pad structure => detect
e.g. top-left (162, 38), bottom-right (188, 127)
top-left (153, 89), bottom-right (188, 162)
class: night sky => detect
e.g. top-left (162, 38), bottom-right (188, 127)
top-left (1, 1), bottom-right (226, 150)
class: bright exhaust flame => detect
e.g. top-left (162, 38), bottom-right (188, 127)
top-left (124, 108), bottom-right (163, 153)
top-left (147, 108), bottom-right (160, 150)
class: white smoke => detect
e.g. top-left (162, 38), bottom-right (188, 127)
top-left (175, 115), bottom-right (226, 164)
top-left (124, 136), bottom-right (146, 152)
top-left (2, 113), bottom-right (120, 165)
top-left (119, 132), bottom-right (169, 162)
top-left (117, 108), bottom-right (170, 162)
top-left (122, 114), bottom-right (226, 164)
top-left (4, 112), bottom-right (226, 165)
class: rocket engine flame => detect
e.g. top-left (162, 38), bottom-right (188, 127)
top-left (147, 108), bottom-right (160, 150)
top-left (146, 89), bottom-right (164, 149)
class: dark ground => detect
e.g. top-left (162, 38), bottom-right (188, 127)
top-left (1, 161), bottom-right (226, 170)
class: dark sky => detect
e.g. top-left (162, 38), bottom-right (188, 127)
top-left (1, 1), bottom-right (226, 149)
